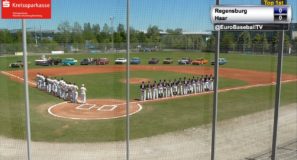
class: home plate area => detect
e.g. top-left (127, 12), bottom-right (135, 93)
top-left (48, 99), bottom-right (142, 120)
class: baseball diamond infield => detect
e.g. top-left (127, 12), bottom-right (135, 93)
top-left (1, 65), bottom-right (297, 120)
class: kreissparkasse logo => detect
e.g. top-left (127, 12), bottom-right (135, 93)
top-left (2, 0), bottom-right (10, 8)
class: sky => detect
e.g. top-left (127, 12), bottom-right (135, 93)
top-left (0, 0), bottom-right (296, 32)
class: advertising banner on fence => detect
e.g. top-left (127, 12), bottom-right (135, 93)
top-left (1, 0), bottom-right (51, 19)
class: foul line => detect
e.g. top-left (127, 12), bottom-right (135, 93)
top-left (48, 102), bottom-right (143, 120)
top-left (1, 71), bottom-right (36, 86)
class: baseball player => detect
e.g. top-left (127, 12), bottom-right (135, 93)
top-left (158, 80), bottom-right (163, 98)
top-left (177, 78), bottom-right (182, 95)
top-left (192, 77), bottom-right (197, 94)
top-left (140, 81), bottom-right (146, 101)
top-left (53, 78), bottom-right (58, 96)
top-left (204, 75), bottom-right (209, 91)
top-left (47, 77), bottom-right (52, 93)
top-left (209, 75), bottom-right (214, 91)
top-left (40, 74), bottom-right (45, 90)
top-left (36, 73), bottom-right (41, 89)
top-left (152, 81), bottom-right (158, 100)
top-left (168, 80), bottom-right (173, 97)
top-left (183, 77), bottom-right (187, 95)
top-left (173, 79), bottom-right (178, 96)
top-left (162, 80), bottom-right (167, 98)
top-left (196, 77), bottom-right (202, 93)
top-left (80, 84), bottom-right (87, 104)
top-left (73, 83), bottom-right (79, 103)
top-left (147, 81), bottom-right (152, 100)
top-left (187, 78), bottom-right (192, 94)
top-left (65, 82), bottom-right (71, 101)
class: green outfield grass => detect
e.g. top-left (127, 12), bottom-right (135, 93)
top-left (1, 52), bottom-right (296, 75)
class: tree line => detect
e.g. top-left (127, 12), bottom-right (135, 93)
top-left (0, 21), bottom-right (296, 54)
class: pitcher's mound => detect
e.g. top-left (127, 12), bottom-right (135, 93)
top-left (48, 99), bottom-right (142, 120)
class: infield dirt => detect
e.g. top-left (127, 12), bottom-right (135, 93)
top-left (4, 65), bottom-right (297, 85)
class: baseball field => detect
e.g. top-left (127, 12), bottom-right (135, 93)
top-left (0, 51), bottom-right (296, 142)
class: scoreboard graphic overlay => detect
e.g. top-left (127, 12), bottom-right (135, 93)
top-left (211, 5), bottom-right (292, 31)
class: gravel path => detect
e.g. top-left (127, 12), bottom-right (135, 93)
top-left (0, 104), bottom-right (296, 160)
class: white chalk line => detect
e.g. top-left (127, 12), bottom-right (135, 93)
top-left (48, 101), bottom-right (143, 120)
top-left (75, 104), bottom-right (96, 110)
top-left (97, 105), bottom-right (117, 111)
top-left (1, 71), bottom-right (36, 86)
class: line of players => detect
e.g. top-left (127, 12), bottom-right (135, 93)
top-left (35, 73), bottom-right (87, 104)
top-left (140, 75), bottom-right (214, 101)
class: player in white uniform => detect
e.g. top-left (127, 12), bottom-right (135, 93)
top-left (73, 84), bottom-right (79, 103)
top-left (152, 81), bottom-right (158, 100)
top-left (53, 78), bottom-right (58, 96)
top-left (209, 75), bottom-right (214, 91)
top-left (47, 78), bottom-right (52, 93)
top-left (192, 77), bottom-right (197, 94)
top-left (168, 80), bottom-right (173, 97)
top-left (146, 81), bottom-right (152, 100)
top-left (80, 84), bottom-right (87, 104)
top-left (36, 73), bottom-right (41, 89)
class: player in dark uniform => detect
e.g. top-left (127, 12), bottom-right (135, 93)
top-left (158, 80), bottom-right (163, 98)
top-left (187, 78), bottom-right (192, 94)
top-left (173, 79), bottom-right (178, 96)
top-left (162, 80), bottom-right (167, 98)
top-left (183, 77), bottom-right (187, 95)
top-left (140, 81), bottom-right (146, 101)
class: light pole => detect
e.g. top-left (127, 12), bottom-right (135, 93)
top-left (110, 16), bottom-right (114, 51)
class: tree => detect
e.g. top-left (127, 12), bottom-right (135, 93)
top-left (117, 24), bottom-right (126, 42)
top-left (83, 23), bottom-right (96, 41)
top-left (147, 25), bottom-right (160, 45)
top-left (130, 27), bottom-right (139, 43)
top-left (102, 23), bottom-right (110, 34)
top-left (262, 33), bottom-right (269, 54)
top-left (206, 35), bottom-right (215, 52)
top-left (253, 33), bottom-right (263, 53)
top-left (137, 32), bottom-right (147, 43)
top-left (72, 22), bottom-right (83, 44)
top-left (221, 32), bottom-right (235, 52)
top-left (166, 28), bottom-right (182, 35)
top-left (92, 24), bottom-right (100, 35)
top-left (238, 31), bottom-right (251, 53)
top-left (97, 23), bottom-right (110, 43)
top-left (56, 21), bottom-right (72, 45)
top-left (0, 30), bottom-right (13, 43)
top-left (193, 35), bottom-right (205, 50)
